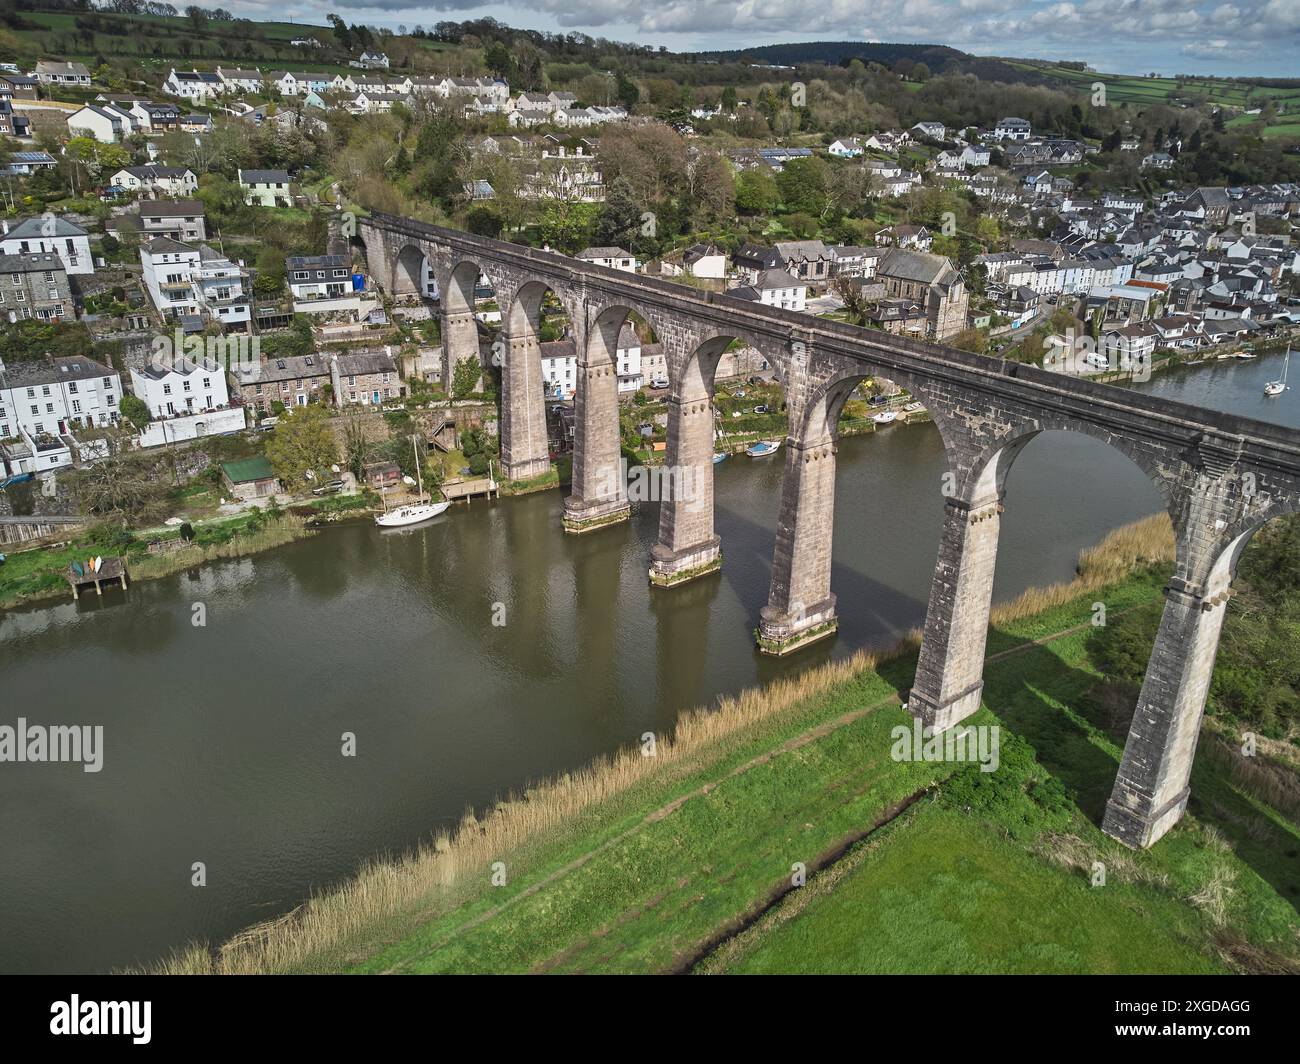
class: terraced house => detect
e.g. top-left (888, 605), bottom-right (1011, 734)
top-left (229, 354), bottom-right (331, 413)
top-left (0, 354), bottom-right (121, 445)
top-left (0, 216), bottom-right (92, 276)
top-left (0, 252), bottom-right (72, 322)
top-left (111, 164), bottom-right (199, 197)
top-left (329, 350), bottom-right (401, 407)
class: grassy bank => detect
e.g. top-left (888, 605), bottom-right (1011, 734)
top-left (145, 511), bottom-right (1300, 976)
top-left (0, 509), bottom-right (318, 609)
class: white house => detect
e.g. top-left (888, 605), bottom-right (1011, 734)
top-left (724, 268), bottom-right (807, 312)
top-left (216, 67), bottom-right (264, 94)
top-left (162, 68), bottom-right (222, 102)
top-left (131, 355), bottom-right (230, 420)
top-left (686, 243), bottom-right (727, 278)
top-left (911, 121), bottom-right (946, 140)
top-left (271, 71), bottom-right (332, 97)
top-left (66, 103), bottom-right (132, 143)
top-left (140, 238), bottom-right (250, 328)
top-left (538, 324), bottom-right (644, 399)
top-left (111, 165), bottom-right (198, 197)
top-left (1141, 152), bottom-right (1175, 171)
top-left (141, 237), bottom-right (202, 319)
top-left (0, 216), bottom-right (93, 275)
top-left (34, 60), bottom-right (91, 86)
top-left (575, 246), bottom-right (637, 272)
top-left (351, 51), bottom-right (390, 70)
top-left (827, 136), bottom-right (865, 158)
top-left (994, 116), bottom-right (1032, 140)
top-left (238, 169), bottom-right (292, 207)
top-left (0, 354), bottom-right (122, 454)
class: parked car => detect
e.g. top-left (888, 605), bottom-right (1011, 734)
top-left (649, 376), bottom-right (669, 389)
top-left (753, 404), bottom-right (768, 414)
top-left (311, 479), bottom-right (345, 496)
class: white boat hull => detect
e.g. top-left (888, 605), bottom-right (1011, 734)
top-left (375, 501), bottom-right (451, 527)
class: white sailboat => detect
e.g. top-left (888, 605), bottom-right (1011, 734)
top-left (1264, 345), bottom-right (1290, 397)
top-left (375, 437), bottom-right (451, 527)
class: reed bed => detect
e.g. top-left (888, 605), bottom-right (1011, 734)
top-left (152, 512), bottom-right (1175, 976)
top-left (988, 513), bottom-right (1174, 627)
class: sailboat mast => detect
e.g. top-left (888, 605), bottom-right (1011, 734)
top-left (413, 435), bottom-right (424, 502)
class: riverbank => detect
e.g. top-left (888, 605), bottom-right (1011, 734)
top-left (0, 494), bottom-right (377, 610)
top-left (151, 510), bottom-right (1298, 975)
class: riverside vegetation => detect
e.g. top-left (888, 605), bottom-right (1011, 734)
top-left (153, 512), bottom-right (1300, 975)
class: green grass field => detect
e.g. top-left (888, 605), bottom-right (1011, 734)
top-left (1008, 60), bottom-right (1300, 136)
top-left (709, 807), bottom-right (1223, 974)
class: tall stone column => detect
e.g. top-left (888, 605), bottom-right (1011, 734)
top-left (909, 492), bottom-right (1004, 731)
top-left (564, 358), bottom-right (629, 533)
top-left (757, 436), bottom-right (839, 654)
top-left (498, 326), bottom-right (550, 482)
top-left (649, 394), bottom-right (719, 586)
top-left (441, 308), bottom-right (480, 393)
top-left (1102, 573), bottom-right (1232, 848)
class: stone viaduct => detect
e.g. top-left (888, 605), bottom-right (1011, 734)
top-left (360, 210), bottom-right (1300, 850)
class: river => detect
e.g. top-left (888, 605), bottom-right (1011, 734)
top-left (1, 351), bottom-right (1296, 973)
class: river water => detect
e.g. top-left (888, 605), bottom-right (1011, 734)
top-left (1, 352), bottom-right (1296, 973)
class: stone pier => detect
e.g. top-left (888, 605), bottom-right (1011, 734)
top-left (908, 491), bottom-right (1004, 731)
top-left (757, 434), bottom-right (839, 655)
top-left (441, 308), bottom-right (481, 393)
top-left (564, 357), bottom-right (629, 533)
top-left (1102, 580), bottom-right (1231, 847)
top-left (498, 326), bottom-right (550, 482)
top-left (649, 394), bottom-right (719, 586)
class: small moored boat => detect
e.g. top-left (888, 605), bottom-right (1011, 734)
top-left (375, 436), bottom-right (450, 528)
top-left (872, 410), bottom-right (898, 425)
top-left (712, 452), bottom-right (728, 464)
top-left (1264, 345), bottom-right (1290, 397)
top-left (376, 501), bottom-right (451, 528)
top-left (745, 440), bottom-right (781, 458)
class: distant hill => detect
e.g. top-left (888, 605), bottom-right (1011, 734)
top-left (691, 40), bottom-right (1049, 85)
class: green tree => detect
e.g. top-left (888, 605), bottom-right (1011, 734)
top-left (452, 356), bottom-right (481, 399)
top-left (615, 71), bottom-right (639, 110)
top-left (119, 394), bottom-right (150, 430)
top-left (264, 405), bottom-right (338, 488)
top-left (735, 169), bottom-right (778, 214)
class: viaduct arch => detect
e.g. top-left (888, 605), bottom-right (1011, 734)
top-left (361, 211), bottom-right (1300, 850)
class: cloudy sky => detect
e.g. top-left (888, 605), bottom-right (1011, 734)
top-left (232, 0), bottom-right (1299, 77)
